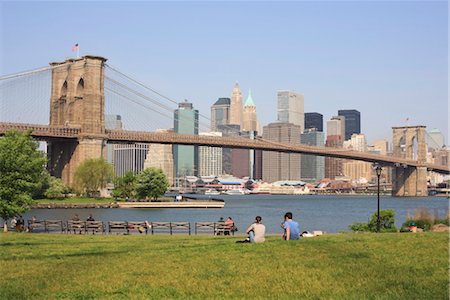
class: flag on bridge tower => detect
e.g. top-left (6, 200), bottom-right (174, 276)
top-left (72, 43), bottom-right (79, 58)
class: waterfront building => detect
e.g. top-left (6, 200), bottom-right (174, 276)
top-left (343, 133), bottom-right (367, 152)
top-left (242, 90), bottom-right (259, 132)
top-left (277, 91), bottom-right (304, 131)
top-left (210, 97), bottom-right (230, 131)
top-left (304, 112), bottom-right (323, 132)
top-left (300, 129), bottom-right (325, 182)
top-left (262, 122), bottom-right (301, 183)
top-left (113, 143), bottom-right (149, 177)
top-left (174, 100), bottom-right (199, 178)
top-left (143, 129), bottom-right (174, 186)
top-left (338, 109), bottom-right (361, 140)
top-left (230, 83), bottom-right (243, 127)
top-left (199, 132), bottom-right (223, 176)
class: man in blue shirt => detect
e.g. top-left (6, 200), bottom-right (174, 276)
top-left (282, 212), bottom-right (300, 240)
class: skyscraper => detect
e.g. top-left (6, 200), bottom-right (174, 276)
top-left (262, 122), bottom-right (301, 183)
top-left (304, 112), bottom-right (323, 132)
top-left (229, 83), bottom-right (243, 127)
top-left (105, 114), bottom-right (123, 164)
top-left (174, 100), bottom-right (199, 178)
top-left (199, 132), bottom-right (223, 176)
top-left (113, 143), bottom-right (149, 176)
top-left (338, 109), bottom-right (361, 140)
top-left (242, 90), bottom-right (259, 132)
top-left (325, 116), bottom-right (345, 179)
top-left (210, 97), bottom-right (230, 131)
top-left (217, 124), bottom-right (240, 175)
top-left (427, 129), bottom-right (445, 150)
top-left (144, 129), bottom-right (174, 186)
top-left (300, 129), bottom-right (325, 182)
top-left (277, 91), bottom-right (304, 131)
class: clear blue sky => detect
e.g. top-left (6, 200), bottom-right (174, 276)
top-left (1, 1), bottom-right (448, 143)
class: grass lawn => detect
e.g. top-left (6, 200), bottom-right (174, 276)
top-left (0, 233), bottom-right (448, 299)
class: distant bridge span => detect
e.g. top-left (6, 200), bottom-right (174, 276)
top-left (1, 122), bottom-right (448, 175)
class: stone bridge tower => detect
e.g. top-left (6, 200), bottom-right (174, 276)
top-left (47, 56), bottom-right (107, 186)
top-left (392, 126), bottom-right (427, 197)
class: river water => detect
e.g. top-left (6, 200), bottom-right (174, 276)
top-left (21, 195), bottom-right (449, 234)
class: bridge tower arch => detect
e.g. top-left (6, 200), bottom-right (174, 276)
top-left (48, 56), bottom-right (108, 186)
top-left (392, 126), bottom-right (427, 196)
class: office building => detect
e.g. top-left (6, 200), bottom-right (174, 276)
top-left (113, 143), bottom-right (149, 177)
top-left (427, 129), bottom-right (445, 150)
top-left (105, 114), bottom-right (123, 164)
top-left (338, 109), bottom-right (361, 140)
top-left (199, 132), bottom-right (223, 176)
top-left (144, 129), bottom-right (174, 186)
top-left (230, 83), bottom-right (243, 127)
top-left (217, 124), bottom-right (240, 175)
top-left (300, 129), bottom-right (325, 182)
top-left (325, 116), bottom-right (345, 179)
top-left (277, 91), bottom-right (304, 131)
top-left (210, 97), bottom-right (230, 131)
top-left (304, 112), bottom-right (323, 132)
top-left (174, 100), bottom-right (199, 178)
top-left (242, 90), bottom-right (259, 132)
top-left (262, 122), bottom-right (301, 183)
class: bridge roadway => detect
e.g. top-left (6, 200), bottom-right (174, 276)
top-left (1, 122), bottom-right (449, 175)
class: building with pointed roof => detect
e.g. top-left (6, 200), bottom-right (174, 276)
top-left (242, 89), bottom-right (259, 132)
top-left (230, 82), bottom-right (243, 128)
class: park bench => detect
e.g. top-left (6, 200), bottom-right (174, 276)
top-left (194, 222), bottom-right (216, 235)
top-left (170, 222), bottom-right (191, 235)
top-left (214, 222), bottom-right (235, 236)
top-left (44, 220), bottom-right (65, 233)
top-left (67, 220), bottom-right (85, 234)
top-left (126, 221), bottom-right (149, 234)
top-left (27, 220), bottom-right (46, 233)
top-left (86, 221), bottom-right (105, 234)
top-left (150, 222), bottom-right (172, 235)
top-left (108, 221), bottom-right (128, 234)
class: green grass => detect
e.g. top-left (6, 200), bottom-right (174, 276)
top-left (0, 233), bottom-right (448, 299)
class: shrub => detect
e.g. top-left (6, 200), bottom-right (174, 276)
top-left (349, 209), bottom-right (397, 232)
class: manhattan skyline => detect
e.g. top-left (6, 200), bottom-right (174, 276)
top-left (0, 1), bottom-right (447, 143)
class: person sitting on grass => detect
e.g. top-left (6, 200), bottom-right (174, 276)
top-left (237, 216), bottom-right (265, 243)
top-left (282, 212), bottom-right (300, 241)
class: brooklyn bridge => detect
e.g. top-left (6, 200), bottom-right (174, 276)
top-left (0, 56), bottom-right (448, 196)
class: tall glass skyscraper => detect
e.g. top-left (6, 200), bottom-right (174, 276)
top-left (300, 129), bottom-right (325, 182)
top-left (304, 112), bottom-right (323, 132)
top-left (338, 109), bottom-right (361, 140)
top-left (174, 100), bottom-right (199, 179)
top-left (210, 97), bottom-right (230, 131)
top-left (277, 91), bottom-right (304, 131)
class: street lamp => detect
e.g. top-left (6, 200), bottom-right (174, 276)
top-left (373, 163), bottom-right (383, 233)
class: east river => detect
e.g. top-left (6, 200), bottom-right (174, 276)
top-left (21, 195), bottom-right (450, 234)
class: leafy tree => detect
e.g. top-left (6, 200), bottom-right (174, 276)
top-left (136, 167), bottom-right (169, 201)
top-left (73, 158), bottom-right (114, 197)
top-left (0, 130), bottom-right (47, 232)
top-left (44, 176), bottom-right (70, 199)
top-left (112, 171), bottom-right (136, 200)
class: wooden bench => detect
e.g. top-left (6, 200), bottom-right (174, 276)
top-left (151, 222), bottom-right (172, 235)
top-left (195, 222), bottom-right (216, 235)
top-left (108, 221), bottom-right (128, 234)
top-left (170, 222), bottom-right (191, 235)
top-left (126, 221), bottom-right (148, 234)
top-left (86, 221), bottom-right (105, 234)
top-left (27, 220), bottom-right (46, 233)
top-left (67, 220), bottom-right (85, 234)
top-left (44, 220), bottom-right (65, 233)
top-left (215, 222), bottom-right (235, 236)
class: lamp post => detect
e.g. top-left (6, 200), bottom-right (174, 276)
top-left (373, 163), bottom-right (383, 233)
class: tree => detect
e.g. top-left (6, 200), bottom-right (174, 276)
top-left (112, 171), bottom-right (136, 200)
top-left (73, 158), bottom-right (114, 197)
top-left (136, 167), bottom-right (169, 201)
top-left (0, 130), bottom-right (47, 232)
top-left (44, 176), bottom-right (70, 199)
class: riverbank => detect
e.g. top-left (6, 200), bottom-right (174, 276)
top-left (0, 232), bottom-right (447, 299)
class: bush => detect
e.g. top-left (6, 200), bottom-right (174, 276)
top-left (348, 209), bottom-right (397, 232)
